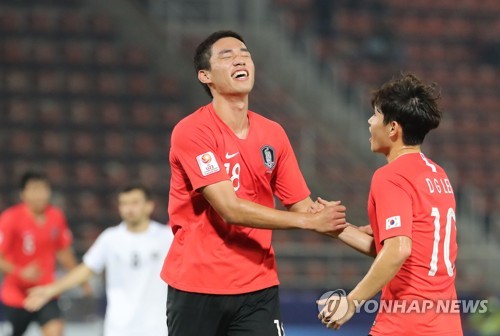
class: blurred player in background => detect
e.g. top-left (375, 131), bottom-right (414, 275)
top-left (24, 184), bottom-right (173, 336)
top-left (0, 171), bottom-right (84, 336)
top-left (162, 30), bottom-right (347, 336)
top-left (318, 74), bottom-right (462, 335)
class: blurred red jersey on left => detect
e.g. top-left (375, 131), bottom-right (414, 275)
top-left (0, 203), bottom-right (73, 307)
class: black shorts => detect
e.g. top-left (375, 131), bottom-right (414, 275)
top-left (167, 285), bottom-right (285, 336)
top-left (3, 299), bottom-right (62, 336)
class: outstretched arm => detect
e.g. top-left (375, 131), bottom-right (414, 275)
top-left (57, 247), bottom-right (93, 295)
top-left (56, 247), bottom-right (79, 271)
top-left (320, 236), bottom-right (412, 330)
top-left (348, 236), bottom-right (411, 302)
top-left (24, 263), bottom-right (94, 312)
top-left (315, 198), bottom-right (376, 256)
top-left (0, 252), bottom-right (15, 275)
top-left (337, 225), bottom-right (377, 257)
top-left (201, 181), bottom-right (347, 234)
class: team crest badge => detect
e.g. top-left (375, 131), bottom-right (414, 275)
top-left (261, 145), bottom-right (275, 169)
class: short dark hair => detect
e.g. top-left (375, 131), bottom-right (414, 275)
top-left (371, 73), bottom-right (442, 146)
top-left (194, 30), bottom-right (246, 98)
top-left (19, 170), bottom-right (49, 190)
top-left (120, 183), bottom-right (152, 200)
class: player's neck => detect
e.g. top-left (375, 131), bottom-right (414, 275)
top-left (125, 219), bottom-right (150, 233)
top-left (386, 144), bottom-right (421, 163)
top-left (25, 205), bottom-right (46, 224)
top-left (212, 94), bottom-right (249, 139)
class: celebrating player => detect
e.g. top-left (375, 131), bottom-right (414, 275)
top-left (24, 184), bottom-right (174, 336)
top-left (318, 74), bottom-right (463, 335)
top-left (0, 171), bottom-right (83, 336)
top-left (161, 30), bottom-right (347, 336)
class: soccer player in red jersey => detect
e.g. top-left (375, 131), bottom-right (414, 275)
top-left (0, 171), bottom-right (83, 336)
top-left (161, 30), bottom-right (348, 336)
top-left (318, 74), bottom-right (463, 335)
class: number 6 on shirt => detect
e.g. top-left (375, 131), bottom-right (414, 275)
top-left (429, 207), bottom-right (456, 277)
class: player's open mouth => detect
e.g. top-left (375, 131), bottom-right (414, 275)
top-left (232, 70), bottom-right (249, 80)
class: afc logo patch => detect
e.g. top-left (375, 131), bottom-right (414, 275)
top-left (260, 145), bottom-right (275, 170)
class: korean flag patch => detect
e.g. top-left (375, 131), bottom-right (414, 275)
top-left (385, 216), bottom-right (401, 230)
top-left (196, 151), bottom-right (220, 176)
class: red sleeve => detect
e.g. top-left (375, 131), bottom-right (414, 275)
top-left (170, 122), bottom-right (230, 191)
top-left (272, 126), bottom-right (310, 206)
top-left (0, 211), bottom-right (15, 254)
top-left (56, 210), bottom-right (73, 250)
top-left (371, 171), bottom-right (413, 244)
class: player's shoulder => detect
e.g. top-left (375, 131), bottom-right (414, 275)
top-left (97, 224), bottom-right (124, 240)
top-left (249, 111), bottom-right (284, 130)
top-left (371, 163), bottom-right (407, 189)
top-left (173, 104), bottom-right (212, 133)
top-left (372, 164), bottom-right (394, 181)
top-left (1, 204), bottom-right (22, 217)
top-left (0, 204), bottom-right (29, 224)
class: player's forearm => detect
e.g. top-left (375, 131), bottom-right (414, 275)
top-left (287, 197), bottom-right (315, 213)
top-left (349, 237), bottom-right (411, 303)
top-left (225, 198), bottom-right (311, 230)
top-left (202, 181), bottom-right (312, 230)
top-left (48, 264), bottom-right (94, 297)
top-left (0, 256), bottom-right (15, 275)
top-left (337, 225), bottom-right (376, 257)
top-left (56, 248), bottom-right (79, 271)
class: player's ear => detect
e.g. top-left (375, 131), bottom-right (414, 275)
top-left (388, 121), bottom-right (399, 136)
top-left (198, 70), bottom-right (211, 84)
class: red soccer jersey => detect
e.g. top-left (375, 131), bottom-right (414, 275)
top-left (0, 204), bottom-right (73, 307)
top-left (161, 103), bottom-right (310, 294)
top-left (368, 153), bottom-right (462, 335)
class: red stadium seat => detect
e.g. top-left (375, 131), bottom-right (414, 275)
top-left (36, 70), bottom-right (63, 94)
top-left (3, 39), bottom-right (28, 63)
top-left (39, 100), bottom-right (64, 124)
top-left (7, 99), bottom-right (33, 124)
top-left (127, 74), bottom-right (151, 96)
top-left (96, 73), bottom-right (123, 96)
top-left (58, 10), bottom-right (86, 35)
top-left (66, 72), bottom-right (92, 94)
top-left (93, 42), bottom-right (117, 65)
top-left (73, 132), bottom-right (96, 157)
top-left (29, 9), bottom-right (57, 34)
top-left (0, 9), bottom-right (25, 33)
top-left (5, 70), bottom-right (31, 93)
top-left (89, 13), bottom-right (114, 37)
top-left (69, 101), bottom-right (95, 125)
top-left (63, 41), bottom-right (90, 65)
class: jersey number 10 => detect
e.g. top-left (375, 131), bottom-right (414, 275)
top-left (429, 207), bottom-right (456, 277)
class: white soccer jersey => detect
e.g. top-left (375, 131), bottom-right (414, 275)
top-left (83, 221), bottom-right (173, 336)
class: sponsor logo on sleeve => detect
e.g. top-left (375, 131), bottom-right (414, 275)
top-left (196, 151), bottom-right (220, 176)
top-left (386, 215), bottom-right (401, 230)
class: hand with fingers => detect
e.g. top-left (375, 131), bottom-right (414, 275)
top-left (310, 198), bottom-right (347, 237)
top-left (23, 285), bottom-right (57, 312)
top-left (317, 293), bottom-right (357, 330)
